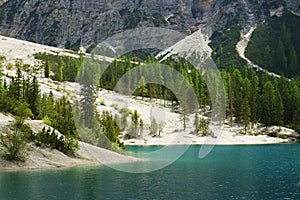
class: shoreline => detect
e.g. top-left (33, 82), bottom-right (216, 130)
top-left (1, 139), bottom-right (297, 172)
top-left (124, 141), bottom-right (295, 146)
top-left (0, 162), bottom-right (101, 173)
top-left (121, 129), bottom-right (292, 146)
top-left (0, 141), bottom-right (142, 172)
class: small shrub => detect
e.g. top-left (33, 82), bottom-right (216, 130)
top-left (149, 117), bottom-right (158, 136)
top-left (6, 63), bottom-right (13, 70)
top-left (0, 55), bottom-right (6, 62)
top-left (197, 118), bottom-right (210, 136)
top-left (56, 86), bottom-right (62, 92)
top-left (42, 115), bottom-right (52, 126)
top-left (0, 128), bottom-right (27, 162)
top-left (100, 100), bottom-right (106, 106)
top-left (111, 103), bottom-right (118, 109)
top-left (34, 127), bottom-right (79, 156)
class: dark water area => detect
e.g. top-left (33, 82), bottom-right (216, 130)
top-left (1, 144), bottom-right (300, 199)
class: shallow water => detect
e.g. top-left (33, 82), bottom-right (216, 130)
top-left (1, 144), bottom-right (300, 199)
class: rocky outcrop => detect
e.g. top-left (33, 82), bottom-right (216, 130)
top-left (267, 126), bottom-right (300, 142)
top-left (0, 0), bottom-right (299, 48)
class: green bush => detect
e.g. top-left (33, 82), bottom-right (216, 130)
top-left (196, 118), bottom-right (210, 136)
top-left (100, 100), bottom-right (106, 106)
top-left (0, 127), bottom-right (27, 162)
top-left (33, 127), bottom-right (79, 156)
top-left (42, 115), bottom-right (52, 126)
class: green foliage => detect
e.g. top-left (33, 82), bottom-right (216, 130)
top-left (123, 10), bottom-right (147, 29)
top-left (135, 76), bottom-right (147, 99)
top-left (152, 13), bottom-right (167, 26)
top-left (32, 127), bottom-right (78, 156)
top-left (6, 63), bottom-right (13, 70)
top-left (209, 26), bottom-right (247, 68)
top-left (13, 103), bottom-right (33, 119)
top-left (51, 96), bottom-right (77, 138)
top-left (246, 12), bottom-right (300, 77)
top-left (126, 110), bottom-right (139, 138)
top-left (65, 38), bottom-right (81, 52)
top-left (0, 55), bottom-right (5, 62)
top-left (0, 120), bottom-right (30, 162)
top-left (222, 67), bottom-right (300, 130)
top-left (0, 91), bottom-right (32, 118)
top-left (196, 118), bottom-right (210, 136)
top-left (99, 100), bottom-right (106, 106)
top-left (98, 111), bottom-right (124, 149)
top-left (240, 78), bottom-right (251, 134)
top-left (44, 59), bottom-right (50, 78)
top-left (149, 117), bottom-right (158, 136)
top-left (42, 115), bottom-right (52, 126)
top-left (122, 10), bottom-right (166, 29)
top-left (34, 53), bottom-right (82, 82)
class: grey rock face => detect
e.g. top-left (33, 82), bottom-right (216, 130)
top-left (0, 0), bottom-right (299, 48)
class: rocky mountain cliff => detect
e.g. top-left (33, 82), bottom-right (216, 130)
top-left (0, 0), bottom-right (299, 48)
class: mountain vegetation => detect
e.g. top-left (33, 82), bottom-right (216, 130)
top-left (210, 26), bottom-right (247, 69)
top-left (32, 46), bottom-right (300, 135)
top-left (246, 12), bottom-right (300, 78)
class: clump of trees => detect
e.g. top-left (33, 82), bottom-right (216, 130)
top-left (221, 67), bottom-right (300, 133)
top-left (246, 12), bottom-right (300, 78)
top-left (194, 113), bottom-right (211, 136)
top-left (32, 127), bottom-right (78, 156)
top-left (30, 35), bottom-right (300, 137)
top-left (0, 64), bottom-right (80, 160)
top-left (34, 52), bottom-right (82, 82)
top-left (0, 118), bottom-right (32, 161)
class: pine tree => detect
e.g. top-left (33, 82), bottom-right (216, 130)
top-left (149, 117), bottom-right (158, 136)
top-left (249, 70), bottom-right (259, 126)
top-left (275, 40), bottom-right (287, 70)
top-left (78, 60), bottom-right (97, 129)
top-left (194, 112), bottom-right (199, 133)
top-left (286, 79), bottom-right (300, 124)
top-left (28, 76), bottom-right (40, 118)
top-left (44, 59), bottom-right (50, 78)
top-left (137, 76), bottom-right (147, 100)
top-left (240, 78), bottom-right (251, 134)
top-left (293, 103), bottom-right (300, 132)
top-left (15, 68), bottom-right (22, 100)
top-left (273, 82), bottom-right (284, 126)
top-left (261, 81), bottom-right (275, 127)
top-left (231, 69), bottom-right (243, 122)
top-left (131, 110), bottom-right (139, 137)
top-left (288, 45), bottom-right (298, 76)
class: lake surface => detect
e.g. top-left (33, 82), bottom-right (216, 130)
top-left (1, 144), bottom-right (300, 199)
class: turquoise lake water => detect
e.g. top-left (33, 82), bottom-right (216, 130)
top-left (1, 144), bottom-right (300, 199)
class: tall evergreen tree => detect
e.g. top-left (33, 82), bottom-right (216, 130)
top-left (249, 70), bottom-right (259, 126)
top-left (44, 59), bottom-right (50, 78)
top-left (240, 78), bottom-right (251, 134)
top-left (273, 82), bottom-right (284, 126)
top-left (286, 79), bottom-right (300, 124)
top-left (288, 45), bottom-right (298, 75)
top-left (28, 76), bottom-right (40, 118)
top-left (275, 40), bottom-right (287, 69)
top-left (231, 69), bottom-right (243, 122)
top-left (261, 81), bottom-right (275, 127)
